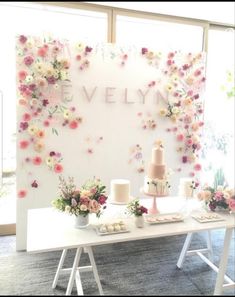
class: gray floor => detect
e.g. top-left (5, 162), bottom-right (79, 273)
top-left (0, 230), bottom-right (234, 295)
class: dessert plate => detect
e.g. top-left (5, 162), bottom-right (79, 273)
top-left (191, 213), bottom-right (225, 223)
top-left (94, 222), bottom-right (130, 236)
top-left (144, 213), bottom-right (184, 224)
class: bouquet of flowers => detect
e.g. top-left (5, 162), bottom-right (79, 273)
top-left (197, 185), bottom-right (235, 212)
top-left (126, 198), bottom-right (148, 217)
top-left (52, 176), bottom-right (107, 217)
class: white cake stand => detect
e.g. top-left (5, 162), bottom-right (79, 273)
top-left (140, 187), bottom-right (167, 215)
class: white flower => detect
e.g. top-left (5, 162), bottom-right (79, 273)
top-left (80, 204), bottom-right (88, 211)
top-left (25, 75), bottom-right (34, 84)
top-left (172, 106), bottom-right (180, 114)
top-left (60, 70), bottom-right (68, 80)
top-left (65, 205), bottom-right (71, 213)
top-left (54, 83), bottom-right (59, 90)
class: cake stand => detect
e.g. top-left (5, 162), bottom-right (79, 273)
top-left (140, 187), bottom-right (166, 215)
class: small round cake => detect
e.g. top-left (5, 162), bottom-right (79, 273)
top-left (178, 178), bottom-right (193, 197)
top-left (110, 179), bottom-right (130, 204)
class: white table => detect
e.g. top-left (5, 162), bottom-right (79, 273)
top-left (27, 207), bottom-right (235, 295)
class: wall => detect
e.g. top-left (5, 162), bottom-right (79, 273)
top-left (16, 36), bottom-right (205, 249)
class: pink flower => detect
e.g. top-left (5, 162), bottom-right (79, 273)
top-left (43, 120), bottom-right (50, 127)
top-left (71, 198), bottom-right (77, 207)
top-left (18, 70), bottom-right (27, 80)
top-left (19, 35), bottom-right (27, 44)
top-left (184, 115), bottom-right (192, 124)
top-left (98, 195), bottom-right (107, 205)
top-left (19, 140), bottom-right (29, 149)
top-left (186, 139), bottom-right (193, 146)
top-left (215, 191), bottom-right (223, 201)
top-left (69, 120), bottom-right (78, 129)
top-left (24, 56), bottom-right (34, 66)
top-left (18, 189), bottom-right (27, 198)
top-left (228, 198), bottom-right (235, 211)
top-left (54, 163), bottom-right (63, 173)
top-left (76, 54), bottom-right (81, 61)
top-left (22, 113), bottom-right (31, 122)
top-left (194, 163), bottom-right (202, 171)
top-left (88, 200), bottom-right (100, 213)
top-left (176, 134), bottom-right (184, 141)
top-left (33, 156), bottom-right (42, 166)
top-left (194, 69), bottom-right (201, 76)
top-left (37, 47), bottom-right (47, 57)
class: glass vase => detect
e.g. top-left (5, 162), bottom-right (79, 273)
top-left (74, 214), bottom-right (89, 228)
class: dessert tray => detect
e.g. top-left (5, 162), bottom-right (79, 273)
top-left (144, 213), bottom-right (184, 224)
top-left (191, 212), bottom-right (225, 223)
top-left (94, 221), bottom-right (130, 236)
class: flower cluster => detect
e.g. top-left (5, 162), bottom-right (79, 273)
top-left (126, 198), bottom-right (148, 217)
top-left (52, 176), bottom-right (108, 217)
top-left (197, 185), bottom-right (235, 212)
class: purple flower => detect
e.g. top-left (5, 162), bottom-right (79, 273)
top-left (141, 48), bottom-right (148, 55)
top-left (47, 76), bottom-right (56, 84)
top-left (71, 198), bottom-right (77, 207)
top-left (85, 46), bottom-right (93, 53)
top-left (49, 151), bottom-right (56, 157)
top-left (19, 35), bottom-right (27, 44)
top-left (29, 84), bottom-right (36, 91)
top-left (20, 122), bottom-right (29, 130)
top-left (42, 99), bottom-right (49, 107)
top-left (24, 56), bottom-right (34, 66)
top-left (182, 156), bottom-right (188, 163)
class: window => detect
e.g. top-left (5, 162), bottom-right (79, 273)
top-left (201, 28), bottom-right (235, 187)
top-left (116, 15), bottom-right (204, 51)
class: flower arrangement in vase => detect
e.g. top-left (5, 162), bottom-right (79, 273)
top-left (126, 198), bottom-right (148, 228)
top-left (52, 176), bottom-right (108, 227)
top-left (197, 185), bottom-right (235, 212)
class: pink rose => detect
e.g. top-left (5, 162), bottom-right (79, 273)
top-left (37, 47), bottom-right (47, 57)
top-left (24, 56), bottom-right (34, 66)
top-left (22, 113), bottom-right (31, 122)
top-left (19, 35), bottom-right (27, 44)
top-left (88, 200), bottom-right (100, 214)
top-left (33, 156), bottom-right (42, 165)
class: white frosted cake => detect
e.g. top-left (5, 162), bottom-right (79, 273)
top-left (143, 141), bottom-right (170, 196)
top-left (110, 179), bottom-right (130, 204)
top-left (178, 178), bottom-right (194, 197)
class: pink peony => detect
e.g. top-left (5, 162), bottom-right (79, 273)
top-left (69, 120), bottom-right (78, 129)
top-left (19, 140), bottom-right (29, 149)
top-left (33, 156), bottom-right (42, 165)
top-left (54, 163), bottom-right (63, 173)
top-left (176, 134), bottom-right (184, 141)
top-left (194, 163), bottom-right (202, 171)
top-left (24, 56), bottom-right (34, 66)
top-left (18, 189), bottom-right (27, 198)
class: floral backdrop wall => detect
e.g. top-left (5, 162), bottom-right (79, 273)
top-left (16, 35), bottom-right (206, 249)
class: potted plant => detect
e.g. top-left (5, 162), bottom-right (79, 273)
top-left (126, 198), bottom-right (148, 228)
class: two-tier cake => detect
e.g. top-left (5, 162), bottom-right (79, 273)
top-left (143, 141), bottom-right (170, 196)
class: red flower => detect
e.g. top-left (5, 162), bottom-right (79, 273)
top-left (54, 163), bottom-right (63, 173)
top-left (18, 189), bottom-right (27, 198)
top-left (69, 120), bottom-right (78, 129)
top-left (98, 195), bottom-right (107, 205)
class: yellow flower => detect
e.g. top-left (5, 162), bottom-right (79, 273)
top-left (46, 157), bottom-right (55, 167)
top-left (166, 84), bottom-right (173, 92)
top-left (28, 125), bottom-right (38, 135)
top-left (159, 109), bottom-right (167, 116)
top-left (80, 189), bottom-right (91, 198)
top-left (183, 98), bottom-right (192, 106)
top-left (75, 42), bottom-right (84, 51)
top-left (171, 115), bottom-right (177, 122)
top-left (186, 77), bottom-right (194, 85)
top-left (34, 141), bottom-right (45, 152)
top-left (146, 51), bottom-right (154, 60)
top-left (171, 106), bottom-right (180, 114)
top-left (63, 109), bottom-right (71, 119)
